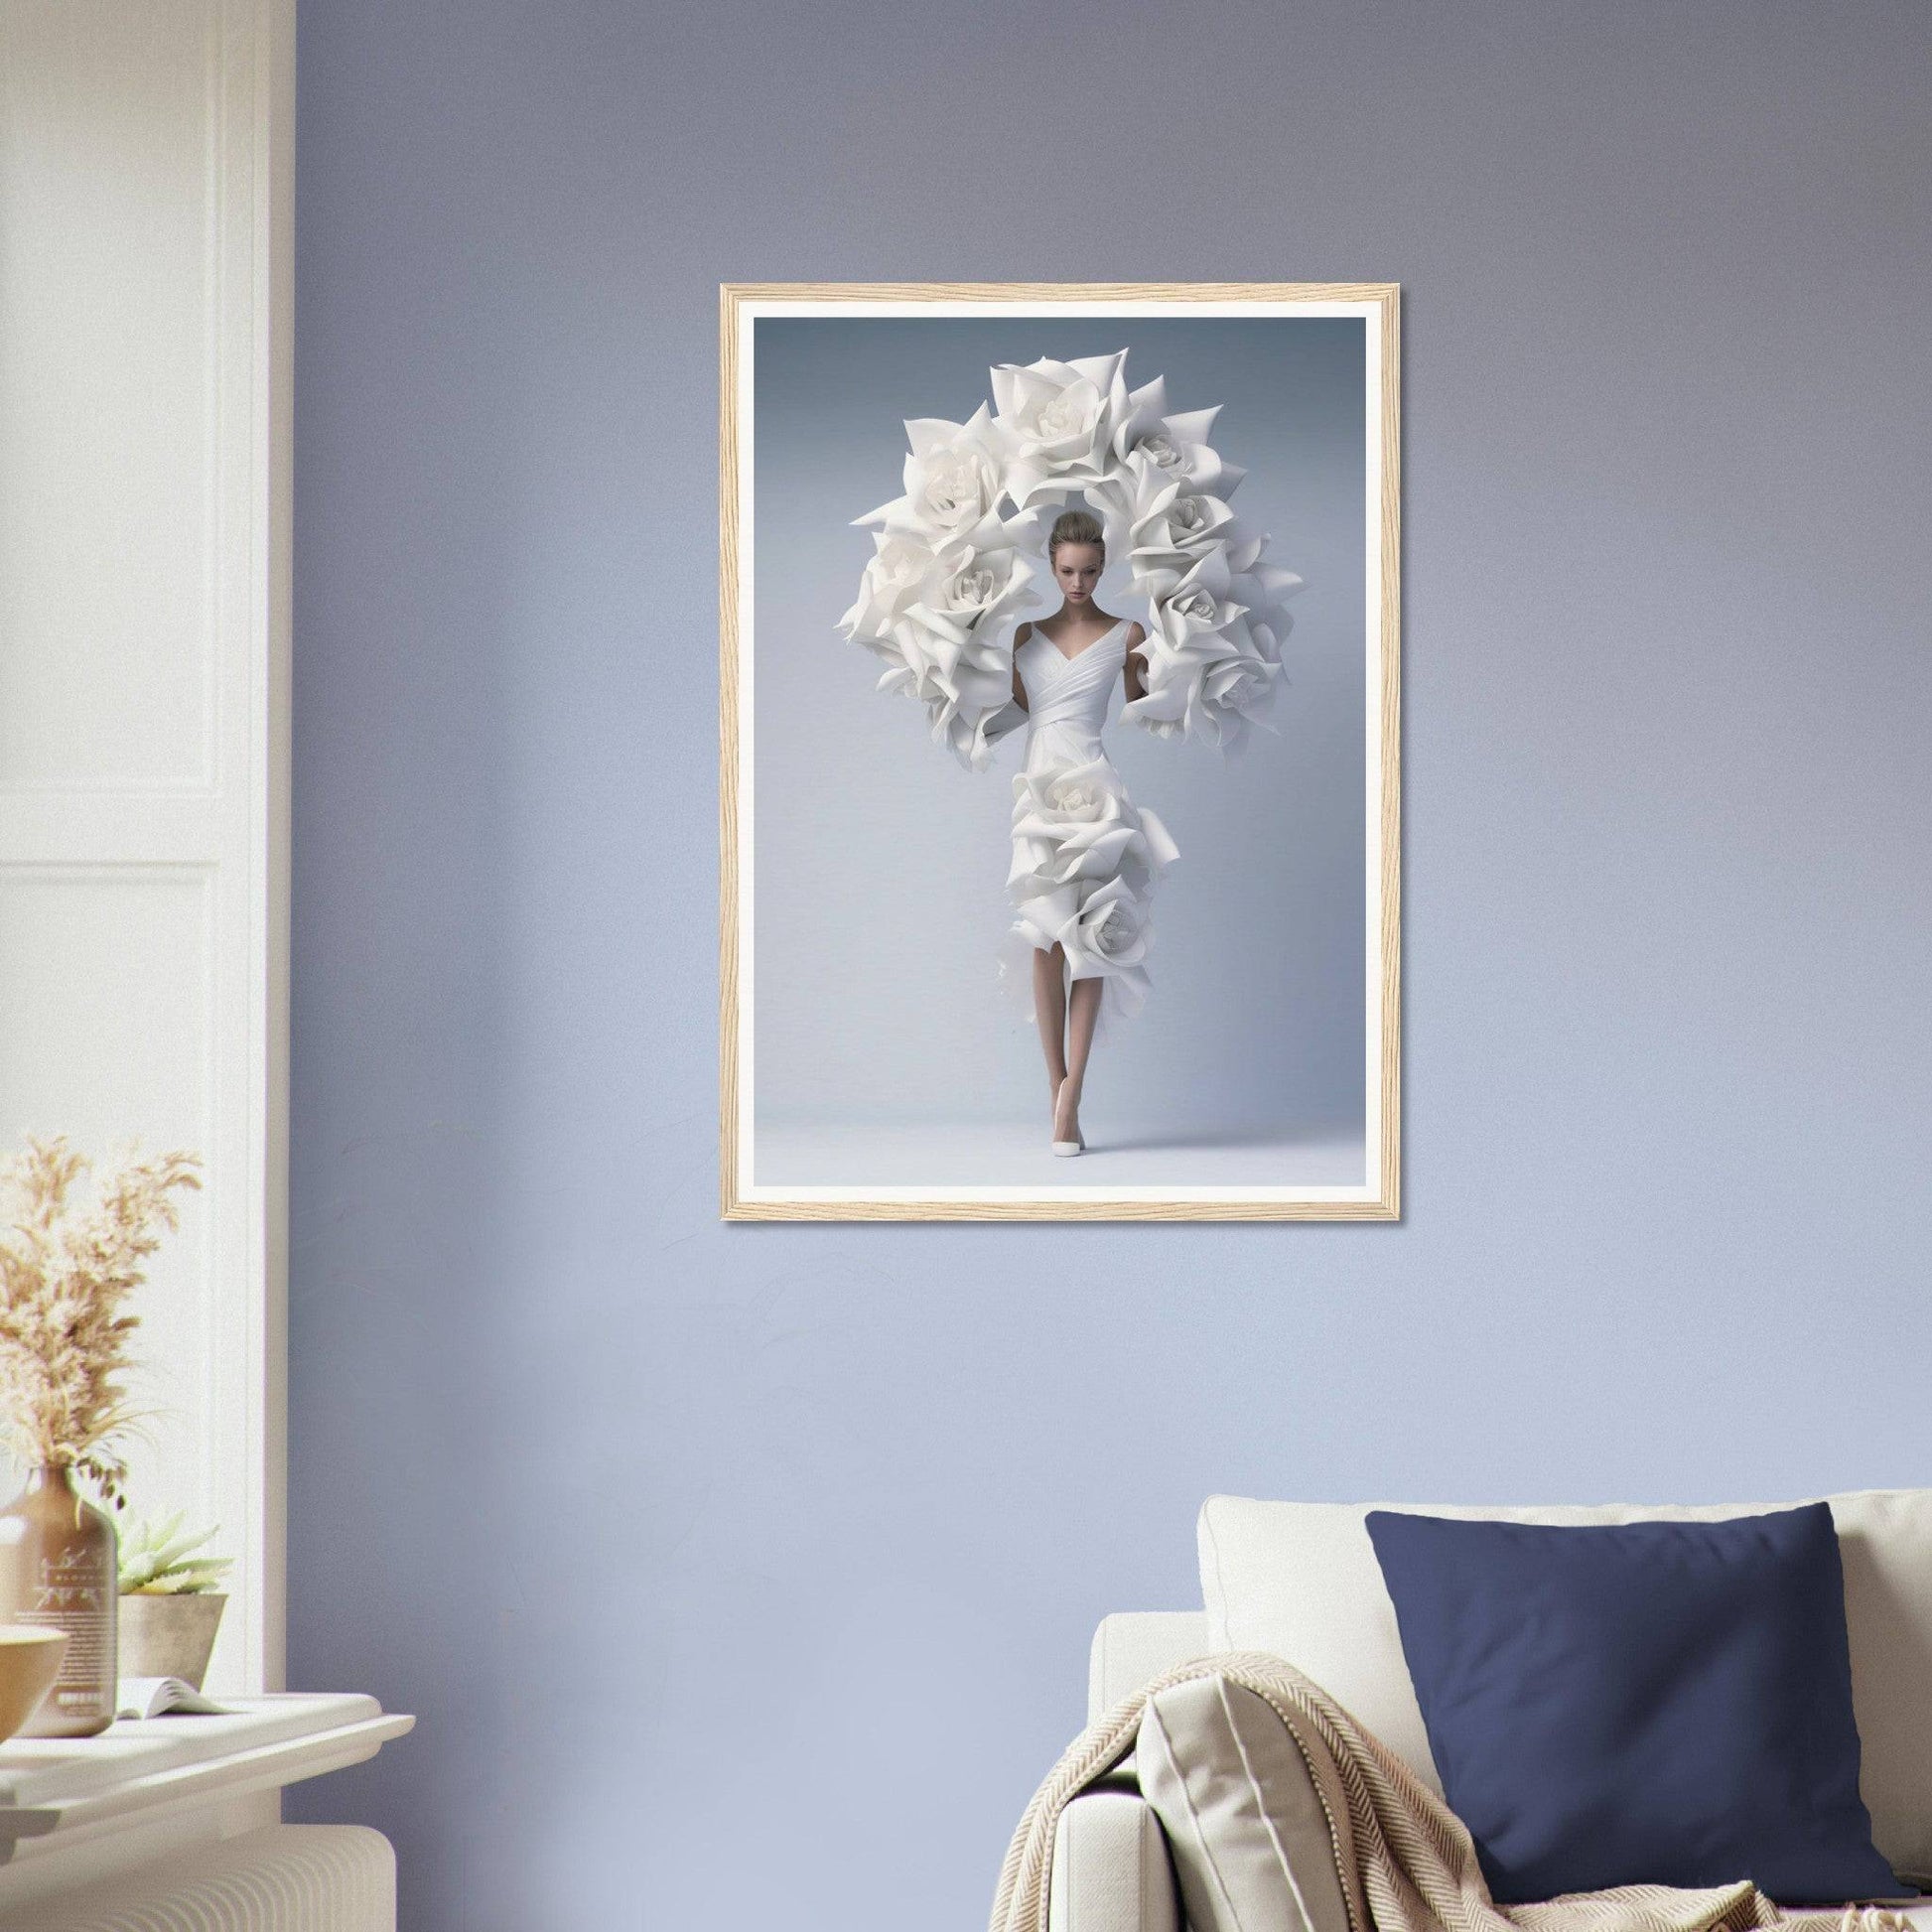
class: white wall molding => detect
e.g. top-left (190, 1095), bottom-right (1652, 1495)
top-left (0, 0), bottom-right (294, 1695)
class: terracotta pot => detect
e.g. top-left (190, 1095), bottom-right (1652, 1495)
top-left (118, 1592), bottom-right (226, 1691)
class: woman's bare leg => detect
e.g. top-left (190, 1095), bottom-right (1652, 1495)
top-left (1033, 945), bottom-right (1068, 1107)
top-left (1054, 975), bottom-right (1103, 1145)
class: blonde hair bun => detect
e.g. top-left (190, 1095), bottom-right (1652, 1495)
top-left (1047, 508), bottom-right (1105, 560)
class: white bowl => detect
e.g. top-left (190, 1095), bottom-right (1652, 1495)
top-left (0, 1626), bottom-right (69, 1741)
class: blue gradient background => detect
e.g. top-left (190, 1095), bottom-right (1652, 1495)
top-left (752, 317), bottom-right (1368, 1162)
top-left (290, 5), bottom-right (1932, 1931)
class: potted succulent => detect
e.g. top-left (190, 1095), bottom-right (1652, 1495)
top-left (118, 1514), bottom-right (231, 1690)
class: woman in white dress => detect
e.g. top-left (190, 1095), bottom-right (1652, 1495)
top-left (1007, 509), bottom-right (1178, 1157)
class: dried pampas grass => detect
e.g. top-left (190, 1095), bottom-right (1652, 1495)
top-left (0, 1135), bottom-right (202, 1505)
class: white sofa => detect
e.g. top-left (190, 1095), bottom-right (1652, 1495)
top-left (1046, 1493), bottom-right (1932, 1932)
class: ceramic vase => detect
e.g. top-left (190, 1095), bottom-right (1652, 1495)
top-left (0, 1465), bottom-right (118, 1735)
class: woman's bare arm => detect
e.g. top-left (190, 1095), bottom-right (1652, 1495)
top-left (1012, 621), bottom-right (1032, 711)
top-left (1123, 621), bottom-right (1149, 703)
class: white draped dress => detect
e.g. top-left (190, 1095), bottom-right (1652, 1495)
top-left (1005, 618), bottom-right (1179, 1022)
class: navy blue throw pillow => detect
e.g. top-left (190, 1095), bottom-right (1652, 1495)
top-left (1364, 1504), bottom-right (1901, 1905)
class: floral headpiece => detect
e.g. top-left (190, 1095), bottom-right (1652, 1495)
top-left (837, 348), bottom-right (1304, 768)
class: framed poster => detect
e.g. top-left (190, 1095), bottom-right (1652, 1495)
top-left (721, 283), bottom-right (1399, 1221)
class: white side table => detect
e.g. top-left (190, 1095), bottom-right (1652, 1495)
top-left (0, 1695), bottom-right (413, 1929)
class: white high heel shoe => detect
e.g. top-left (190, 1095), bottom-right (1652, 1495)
top-left (1051, 1079), bottom-right (1083, 1158)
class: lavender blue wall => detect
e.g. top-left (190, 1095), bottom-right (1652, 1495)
top-left (288, 4), bottom-right (1932, 1928)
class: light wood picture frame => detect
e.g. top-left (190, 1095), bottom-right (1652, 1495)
top-left (721, 283), bottom-right (1400, 1221)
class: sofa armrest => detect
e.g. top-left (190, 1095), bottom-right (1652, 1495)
top-left (1049, 1787), bottom-right (1179, 1932)
top-left (1088, 1613), bottom-right (1210, 1723)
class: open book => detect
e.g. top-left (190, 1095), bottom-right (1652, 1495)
top-left (115, 1677), bottom-right (232, 1720)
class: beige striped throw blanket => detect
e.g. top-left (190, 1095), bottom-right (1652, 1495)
top-left (991, 1653), bottom-right (1912, 1932)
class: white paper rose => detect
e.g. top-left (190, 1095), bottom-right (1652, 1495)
top-left (1144, 544), bottom-right (1250, 654)
top-left (1109, 459), bottom-right (1238, 590)
top-left (1128, 625), bottom-right (1290, 750)
top-left (990, 350), bottom-right (1133, 510)
top-left (905, 549), bottom-right (1033, 670)
top-left (874, 541), bottom-right (1038, 767)
top-left (1200, 649), bottom-right (1285, 745)
top-left (855, 404), bottom-right (1010, 555)
top-left (1109, 372), bottom-right (1246, 499)
top-left (1122, 655), bottom-right (1204, 741)
top-left (1060, 877), bottom-right (1155, 1011)
top-left (1123, 543), bottom-right (1279, 747)
top-left (1008, 757), bottom-right (1155, 896)
top-left (841, 538), bottom-right (1032, 767)
top-left (837, 529), bottom-right (938, 657)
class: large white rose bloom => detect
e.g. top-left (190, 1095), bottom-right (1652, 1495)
top-left (1059, 876), bottom-right (1156, 1015)
top-left (1124, 540), bottom-right (1303, 750)
top-left (990, 350), bottom-right (1133, 511)
top-left (838, 528), bottom-right (937, 656)
top-left (891, 542), bottom-right (1037, 767)
top-left (1007, 757), bottom-right (1160, 897)
top-left (853, 404), bottom-right (1010, 554)
top-left (1108, 455), bottom-right (1238, 588)
top-left (1110, 373), bottom-right (1246, 498)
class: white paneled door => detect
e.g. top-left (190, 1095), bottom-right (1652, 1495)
top-left (0, 0), bottom-right (293, 1694)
